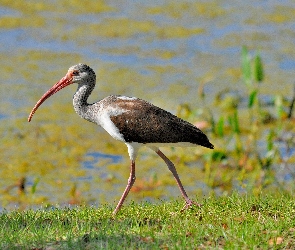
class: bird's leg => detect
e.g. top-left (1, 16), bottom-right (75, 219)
top-left (113, 160), bottom-right (136, 215)
top-left (155, 149), bottom-right (201, 211)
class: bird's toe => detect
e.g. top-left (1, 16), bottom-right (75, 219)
top-left (180, 200), bottom-right (202, 212)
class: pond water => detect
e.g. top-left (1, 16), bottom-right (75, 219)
top-left (0, 0), bottom-right (295, 211)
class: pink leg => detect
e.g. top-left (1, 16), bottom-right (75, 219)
top-left (113, 161), bottom-right (136, 215)
top-left (156, 149), bottom-right (201, 211)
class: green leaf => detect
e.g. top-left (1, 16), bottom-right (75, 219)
top-left (266, 129), bottom-right (275, 151)
top-left (216, 116), bottom-right (224, 137)
top-left (210, 151), bottom-right (227, 161)
top-left (209, 113), bottom-right (215, 134)
top-left (253, 52), bottom-right (264, 82)
top-left (228, 110), bottom-right (240, 134)
top-left (241, 46), bottom-right (252, 85)
top-left (203, 150), bottom-right (227, 162)
top-left (31, 177), bottom-right (40, 194)
top-left (275, 95), bottom-right (284, 119)
top-left (248, 89), bottom-right (258, 108)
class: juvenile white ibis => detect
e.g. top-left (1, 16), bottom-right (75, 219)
top-left (28, 63), bottom-right (214, 215)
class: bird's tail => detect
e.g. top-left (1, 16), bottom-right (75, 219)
top-left (202, 141), bottom-right (214, 149)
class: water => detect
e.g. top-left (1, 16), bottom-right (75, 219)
top-left (0, 0), bottom-right (295, 210)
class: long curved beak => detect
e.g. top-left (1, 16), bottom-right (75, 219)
top-left (28, 71), bottom-right (74, 122)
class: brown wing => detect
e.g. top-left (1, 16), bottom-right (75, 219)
top-left (106, 96), bottom-right (213, 148)
top-left (108, 96), bottom-right (214, 149)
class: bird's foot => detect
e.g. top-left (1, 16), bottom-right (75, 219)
top-left (181, 200), bottom-right (202, 212)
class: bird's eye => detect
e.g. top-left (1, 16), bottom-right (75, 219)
top-left (72, 71), bottom-right (79, 76)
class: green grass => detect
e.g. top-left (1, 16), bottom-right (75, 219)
top-left (1, 193), bottom-right (295, 249)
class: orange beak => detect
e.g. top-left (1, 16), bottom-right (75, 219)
top-left (28, 71), bottom-right (74, 122)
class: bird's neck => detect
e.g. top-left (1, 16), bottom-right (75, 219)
top-left (73, 84), bottom-right (96, 123)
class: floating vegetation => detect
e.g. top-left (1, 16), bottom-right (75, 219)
top-left (0, 0), bottom-right (295, 211)
top-left (0, 0), bottom-right (114, 14)
top-left (0, 16), bottom-right (45, 29)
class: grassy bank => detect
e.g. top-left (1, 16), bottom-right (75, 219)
top-left (1, 193), bottom-right (295, 249)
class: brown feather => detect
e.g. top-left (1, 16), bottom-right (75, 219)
top-left (108, 96), bottom-right (214, 149)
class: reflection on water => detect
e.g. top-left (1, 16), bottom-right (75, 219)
top-left (84, 152), bottom-right (122, 167)
top-left (80, 152), bottom-right (122, 180)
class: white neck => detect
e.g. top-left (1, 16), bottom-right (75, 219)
top-left (73, 84), bottom-right (95, 123)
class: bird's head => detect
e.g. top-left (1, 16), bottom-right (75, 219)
top-left (69, 63), bottom-right (96, 85)
top-left (28, 63), bottom-right (96, 122)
